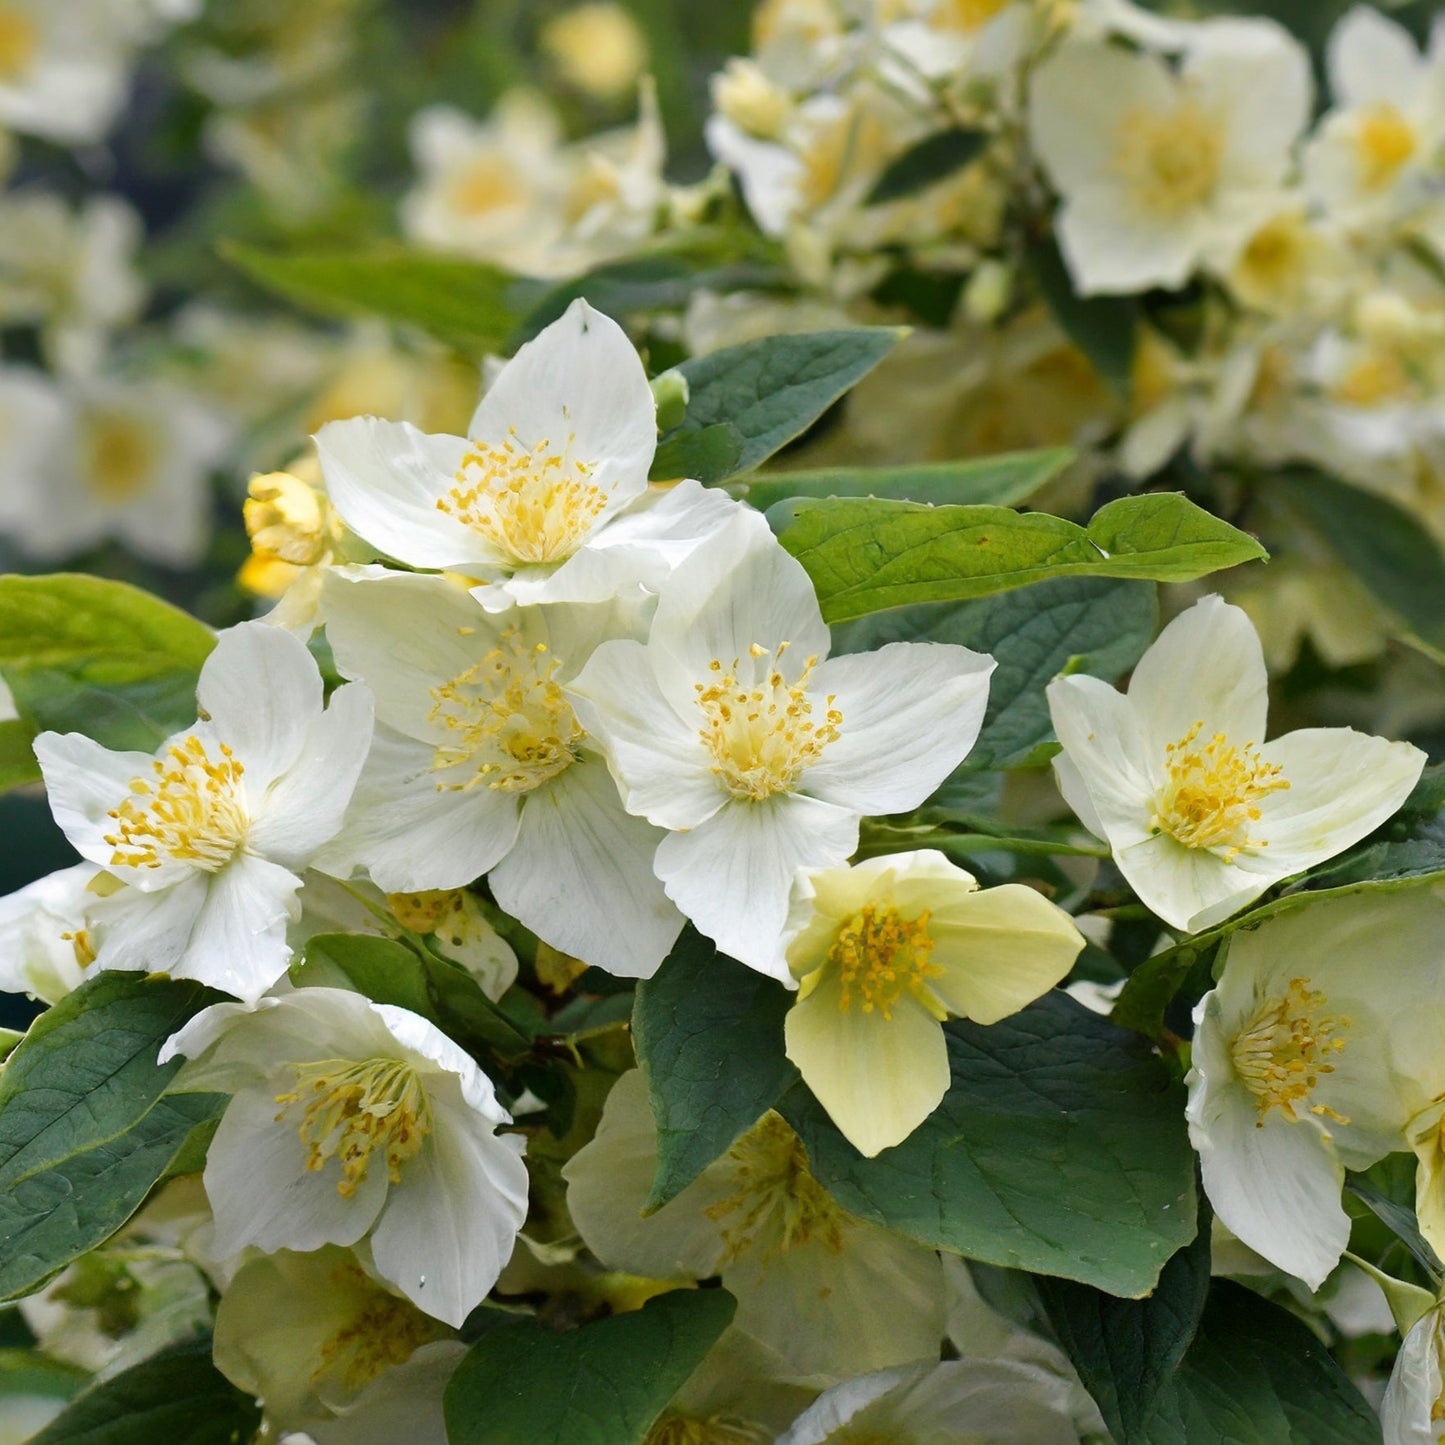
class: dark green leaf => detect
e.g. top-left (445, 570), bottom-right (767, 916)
top-left (744, 447), bottom-right (1073, 514)
top-left (865, 127), bottom-right (990, 204)
top-left (649, 423), bottom-right (745, 484)
top-left (1346, 1167), bottom-right (1443, 1278)
top-left (664, 328), bottom-right (903, 481)
top-left (444, 1288), bottom-right (736, 1445)
top-left (1109, 937), bottom-right (1220, 1041)
top-left (1026, 234), bottom-right (1139, 390)
top-left (783, 991), bottom-right (1197, 1296)
top-left (632, 928), bottom-right (797, 1211)
top-left (221, 241), bottom-right (518, 355)
top-left (780, 492), bottom-right (1265, 622)
top-left (0, 973), bottom-right (226, 1303)
top-left (28, 1338), bottom-right (262, 1445)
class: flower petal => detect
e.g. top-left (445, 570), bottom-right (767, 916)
top-left (32, 732), bottom-right (160, 877)
top-left (1044, 674), bottom-right (1155, 847)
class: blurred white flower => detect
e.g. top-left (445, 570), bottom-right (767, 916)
top-left (0, 862), bottom-right (99, 1003)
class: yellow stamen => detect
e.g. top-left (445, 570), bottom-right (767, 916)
top-left (1113, 101), bottom-right (1224, 218)
top-left (82, 410), bottom-right (158, 505)
top-left (313, 1262), bottom-right (448, 1394)
top-left (646, 1418), bottom-right (770, 1445)
top-left (1355, 103), bottom-right (1416, 191)
top-left (694, 642), bottom-right (841, 801)
top-left (277, 1057), bottom-right (432, 1198)
top-left (244, 470), bottom-right (337, 568)
top-left (1151, 721), bottom-right (1289, 859)
top-left (448, 154), bottom-right (529, 219)
top-left (828, 904), bottom-right (944, 1022)
top-left (1230, 977), bottom-right (1351, 1127)
top-left (0, 9), bottom-right (38, 83)
top-left (102, 736), bottom-right (248, 872)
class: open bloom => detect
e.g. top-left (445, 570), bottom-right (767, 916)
top-left (782, 851), bottom-right (1084, 1156)
top-left (1186, 885), bottom-right (1445, 1290)
top-left (34, 622), bottom-right (373, 1003)
top-left (315, 298), bottom-right (738, 612)
top-left (567, 518), bottom-right (994, 978)
top-left (1382, 1294), bottom-right (1445, 1445)
top-left (160, 987), bottom-right (529, 1327)
top-left (1046, 594), bottom-right (1425, 934)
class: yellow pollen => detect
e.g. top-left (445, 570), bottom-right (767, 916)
top-left (705, 1113), bottom-right (846, 1262)
top-left (244, 470), bottom-right (336, 568)
top-left (82, 410), bottom-right (159, 505)
top-left (439, 426), bottom-right (607, 566)
top-left (829, 904), bottom-right (944, 1022)
top-left (102, 735), bottom-right (248, 872)
top-left (1150, 721), bottom-right (1289, 858)
top-left (60, 928), bottom-right (96, 969)
top-left (1114, 101), bottom-right (1224, 218)
top-left (0, 9), bottom-right (38, 83)
top-left (428, 629), bottom-right (585, 793)
top-left (1355, 103), bottom-right (1417, 190)
top-left (694, 642), bottom-right (841, 801)
top-left (1229, 978), bottom-right (1351, 1127)
top-left (313, 1263), bottom-right (448, 1395)
top-left (449, 154), bottom-right (529, 219)
top-left (277, 1057), bottom-right (433, 1198)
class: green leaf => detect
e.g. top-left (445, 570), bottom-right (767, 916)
top-left (781, 492), bottom-right (1266, 622)
top-left (742, 446), bottom-right (1073, 514)
top-left (220, 240), bottom-right (518, 355)
top-left (649, 422), bottom-right (745, 484)
top-left (1140, 1281), bottom-right (1381, 1444)
top-left (661, 328), bottom-right (903, 482)
top-left (1270, 468), bottom-right (1445, 652)
top-left (0, 574), bottom-right (214, 759)
top-left (0, 973), bottom-right (226, 1303)
top-left (1346, 1165), bottom-right (1443, 1278)
top-left (0, 719), bottom-right (40, 792)
top-left (1037, 1196), bottom-right (1212, 1444)
top-left (444, 1288), bottom-right (736, 1445)
top-left (783, 991), bottom-right (1197, 1296)
top-left (1109, 938), bottom-right (1219, 1041)
top-left (833, 575), bottom-right (1158, 771)
top-left (632, 929), bottom-right (798, 1211)
top-left (865, 127), bottom-right (990, 204)
top-left (1026, 234), bottom-right (1138, 390)
top-left (28, 1338), bottom-right (262, 1445)
top-left (295, 933), bottom-right (532, 1061)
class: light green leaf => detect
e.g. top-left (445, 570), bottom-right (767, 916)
top-left (782, 991), bottom-right (1197, 1296)
top-left (28, 1338), bottom-right (262, 1445)
top-left (0, 973), bottom-right (226, 1304)
top-left (865, 126), bottom-right (990, 204)
top-left (444, 1288), bottom-right (736, 1445)
top-left (0, 719), bottom-right (40, 792)
top-left (743, 446), bottom-right (1073, 514)
top-left (780, 493), bottom-right (1266, 622)
top-left (632, 929), bottom-right (797, 1211)
top-left (221, 240), bottom-right (518, 355)
top-left (661, 328), bottom-right (903, 482)
top-left (0, 574), bottom-right (214, 767)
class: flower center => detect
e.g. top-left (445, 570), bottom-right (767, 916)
top-left (438, 427), bottom-right (607, 566)
top-left (829, 904), bottom-right (944, 1021)
top-left (0, 8), bottom-right (38, 82)
top-left (705, 1113), bottom-right (846, 1262)
top-left (278, 1057), bottom-right (433, 1198)
top-left (428, 630), bottom-right (585, 793)
top-left (314, 1262), bottom-right (448, 1395)
top-left (1229, 977), bottom-right (1351, 1126)
top-left (694, 642), bottom-right (841, 801)
top-left (449, 154), bottom-right (530, 219)
top-left (103, 736), bottom-right (249, 873)
top-left (937, 0), bottom-right (1011, 32)
top-left (1150, 721), bottom-right (1289, 858)
top-left (82, 410), bottom-right (158, 505)
top-left (646, 1418), bottom-right (770, 1445)
top-left (1114, 100), bottom-right (1224, 218)
top-left (1331, 348), bottom-right (1413, 407)
top-left (1355, 103), bottom-right (1417, 191)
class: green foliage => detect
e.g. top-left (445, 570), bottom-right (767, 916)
top-left (27, 1338), bottom-right (262, 1445)
top-left (632, 929), bottom-right (797, 1210)
top-left (221, 241), bottom-right (519, 356)
top-left (1026, 235), bottom-right (1139, 390)
top-left (743, 447), bottom-right (1073, 513)
top-left (0, 974), bottom-right (225, 1304)
top-left (0, 574), bottom-right (215, 775)
top-left (865, 127), bottom-right (990, 204)
top-left (443, 1288), bottom-right (736, 1445)
top-left (653, 328), bottom-right (903, 483)
top-left (783, 992), bottom-right (1197, 1296)
top-left (779, 492), bottom-right (1266, 622)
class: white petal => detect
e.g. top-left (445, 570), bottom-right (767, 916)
top-left (91, 872), bottom-right (211, 975)
top-left (803, 642), bottom-right (994, 814)
top-left (32, 732), bottom-right (162, 877)
top-left (1382, 1308), bottom-right (1445, 1445)
top-left (1327, 5), bottom-right (1421, 107)
top-left (653, 794), bottom-right (858, 980)
top-left (314, 417), bottom-right (486, 571)
top-left (490, 757), bottom-right (684, 979)
top-left (1049, 751), bottom-right (1106, 841)
top-left (1113, 830), bottom-right (1259, 933)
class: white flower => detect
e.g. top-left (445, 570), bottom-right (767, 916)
top-left (1383, 1299), bottom-right (1445, 1445)
top-left (781, 850), bottom-right (1083, 1156)
top-left (0, 862), bottom-right (100, 1003)
top-left (1186, 885), bottom-right (1445, 1290)
top-left (1028, 23), bottom-right (1311, 294)
top-left (1045, 595), bottom-right (1424, 934)
top-left (315, 299), bottom-right (741, 612)
top-left (160, 987), bottom-right (529, 1327)
top-left (34, 622), bottom-right (374, 1004)
top-left (318, 566), bottom-right (684, 979)
top-left (568, 517), bottom-right (995, 979)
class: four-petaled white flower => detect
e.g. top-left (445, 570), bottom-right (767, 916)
top-left (314, 297), bottom-right (739, 612)
top-left (34, 622), bottom-right (374, 1004)
top-left (1046, 594), bottom-right (1425, 934)
top-left (567, 516), bottom-right (995, 978)
top-left (781, 850), bottom-right (1084, 1157)
top-left (160, 986), bottom-right (529, 1328)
